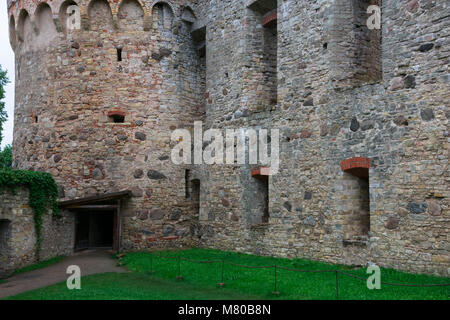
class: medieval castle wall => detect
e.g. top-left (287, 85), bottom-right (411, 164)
top-left (0, 187), bottom-right (73, 277)
top-left (6, 0), bottom-right (449, 276)
top-left (7, 0), bottom-right (205, 250)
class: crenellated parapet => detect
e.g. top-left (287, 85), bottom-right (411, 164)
top-left (7, 0), bottom-right (200, 52)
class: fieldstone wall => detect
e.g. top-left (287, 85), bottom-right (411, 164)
top-left (0, 187), bottom-right (74, 277)
top-left (6, 0), bottom-right (449, 276)
top-left (8, 0), bottom-right (205, 250)
top-left (194, 0), bottom-right (449, 276)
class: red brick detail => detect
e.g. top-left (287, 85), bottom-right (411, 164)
top-left (340, 157), bottom-right (371, 172)
top-left (263, 11), bottom-right (277, 27)
top-left (251, 167), bottom-right (271, 177)
top-left (162, 236), bottom-right (179, 241)
top-left (107, 110), bottom-right (126, 117)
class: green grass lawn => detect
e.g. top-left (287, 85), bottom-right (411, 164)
top-left (4, 248), bottom-right (450, 300)
top-left (12, 256), bottom-right (66, 275)
top-left (5, 273), bottom-right (262, 300)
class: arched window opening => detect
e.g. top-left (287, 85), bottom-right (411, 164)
top-left (118, 0), bottom-right (144, 31)
top-left (340, 157), bottom-right (371, 245)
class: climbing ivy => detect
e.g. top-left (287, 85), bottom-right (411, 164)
top-left (0, 168), bottom-right (59, 259)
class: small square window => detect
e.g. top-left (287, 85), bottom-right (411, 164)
top-left (109, 114), bottom-right (125, 123)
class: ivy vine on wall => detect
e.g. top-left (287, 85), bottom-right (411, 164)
top-left (0, 169), bottom-right (60, 260)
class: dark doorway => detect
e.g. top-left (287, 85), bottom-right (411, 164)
top-left (191, 179), bottom-right (200, 214)
top-left (252, 175), bottom-right (269, 225)
top-left (75, 211), bottom-right (114, 251)
top-left (0, 219), bottom-right (11, 259)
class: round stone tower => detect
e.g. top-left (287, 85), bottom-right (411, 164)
top-left (7, 0), bottom-right (206, 250)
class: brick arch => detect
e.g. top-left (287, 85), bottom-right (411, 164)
top-left (88, 0), bottom-right (114, 32)
top-left (59, 0), bottom-right (80, 34)
top-left (181, 5), bottom-right (196, 22)
top-left (56, 0), bottom-right (81, 13)
top-left (151, 1), bottom-right (174, 31)
top-left (340, 157), bottom-right (371, 179)
top-left (119, 0), bottom-right (147, 12)
top-left (118, 0), bottom-right (145, 31)
top-left (150, 0), bottom-right (176, 15)
top-left (17, 9), bottom-right (32, 42)
top-left (29, 1), bottom-right (57, 16)
top-left (35, 2), bottom-right (58, 38)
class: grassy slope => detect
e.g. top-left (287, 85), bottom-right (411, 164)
top-left (6, 272), bottom-right (262, 300)
top-left (5, 249), bottom-right (450, 300)
top-left (12, 256), bottom-right (66, 275)
top-left (121, 249), bottom-right (450, 300)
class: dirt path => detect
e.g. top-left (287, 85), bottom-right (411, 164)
top-left (0, 249), bottom-right (127, 299)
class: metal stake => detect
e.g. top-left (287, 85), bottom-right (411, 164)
top-left (218, 260), bottom-right (225, 287)
top-left (272, 265), bottom-right (280, 296)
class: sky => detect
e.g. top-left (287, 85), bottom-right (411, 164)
top-left (0, 0), bottom-right (15, 149)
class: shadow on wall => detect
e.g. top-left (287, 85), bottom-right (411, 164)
top-left (0, 219), bottom-right (12, 276)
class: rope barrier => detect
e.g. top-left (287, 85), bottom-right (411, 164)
top-left (224, 261), bottom-right (275, 269)
top-left (277, 265), bottom-right (336, 273)
top-left (146, 252), bottom-right (450, 297)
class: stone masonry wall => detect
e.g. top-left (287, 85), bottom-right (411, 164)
top-left (7, 0), bottom-right (449, 276)
top-left (0, 187), bottom-right (74, 277)
top-left (195, 0), bottom-right (449, 276)
top-left (8, 0), bottom-right (205, 250)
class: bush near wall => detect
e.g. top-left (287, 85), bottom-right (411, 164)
top-left (0, 168), bottom-right (59, 259)
top-left (0, 145), bottom-right (12, 168)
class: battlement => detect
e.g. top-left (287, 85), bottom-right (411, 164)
top-left (7, 0), bottom-right (199, 52)
top-left (4, 0), bottom-right (450, 277)
top-left (7, 0), bottom-right (15, 9)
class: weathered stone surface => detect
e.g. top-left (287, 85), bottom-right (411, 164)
top-left (149, 209), bottom-right (165, 220)
top-left (140, 230), bottom-right (154, 236)
top-left (92, 168), bottom-right (103, 180)
top-left (350, 117), bottom-right (360, 132)
top-left (398, 208), bottom-right (409, 217)
top-left (418, 43), bottom-right (434, 52)
top-left (131, 187), bottom-right (143, 198)
top-left (390, 77), bottom-right (404, 90)
top-left (408, 202), bottom-right (428, 214)
top-left (134, 169), bottom-right (144, 179)
top-left (5, 0), bottom-right (449, 277)
top-left (427, 199), bottom-right (441, 216)
top-left (283, 201), bottom-right (292, 212)
top-left (221, 198), bottom-right (230, 207)
top-left (385, 217), bottom-right (400, 230)
top-left (0, 187), bottom-right (73, 277)
top-left (169, 209), bottom-right (182, 221)
top-left (320, 124), bottom-right (328, 137)
top-left (404, 75), bottom-right (416, 89)
top-left (304, 216), bottom-right (316, 227)
top-left (406, 0), bottom-right (419, 13)
top-left (138, 210), bottom-right (148, 220)
top-left (300, 129), bottom-right (312, 139)
top-left (147, 170), bottom-right (166, 180)
top-left (162, 224), bottom-right (175, 236)
top-left (394, 115), bottom-right (408, 126)
top-left (303, 98), bottom-right (314, 106)
top-left (135, 132), bottom-right (146, 141)
top-left (420, 108), bottom-right (435, 121)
